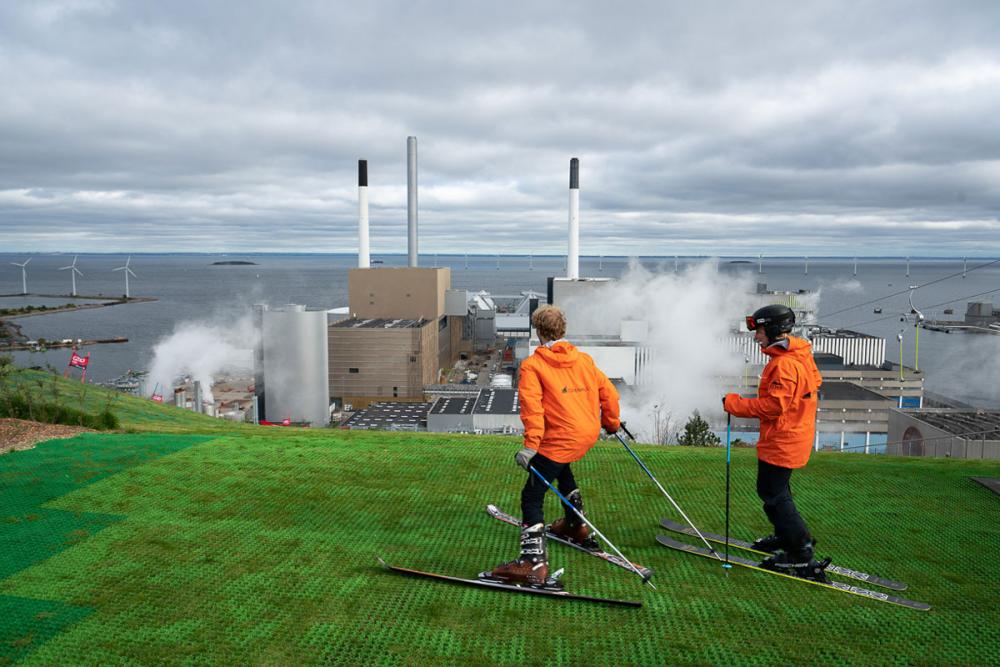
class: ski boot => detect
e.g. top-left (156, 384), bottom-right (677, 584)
top-left (758, 541), bottom-right (831, 584)
top-left (750, 534), bottom-right (784, 554)
top-left (549, 489), bottom-right (601, 551)
top-left (480, 523), bottom-right (551, 587)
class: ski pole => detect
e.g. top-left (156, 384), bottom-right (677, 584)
top-left (724, 413), bottom-right (732, 570)
top-left (528, 465), bottom-right (655, 589)
top-left (613, 430), bottom-right (725, 562)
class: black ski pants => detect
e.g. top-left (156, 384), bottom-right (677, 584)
top-left (756, 458), bottom-right (811, 553)
top-left (521, 452), bottom-right (578, 526)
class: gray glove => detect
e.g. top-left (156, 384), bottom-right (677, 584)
top-left (514, 447), bottom-right (536, 471)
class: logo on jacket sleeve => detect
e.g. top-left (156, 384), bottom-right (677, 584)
top-left (562, 386), bottom-right (587, 394)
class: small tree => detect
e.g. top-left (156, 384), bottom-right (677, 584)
top-left (677, 410), bottom-right (721, 447)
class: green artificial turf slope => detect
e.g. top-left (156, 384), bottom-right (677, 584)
top-left (1, 430), bottom-right (998, 666)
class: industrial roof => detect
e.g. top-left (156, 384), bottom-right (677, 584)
top-left (811, 329), bottom-right (879, 339)
top-left (819, 381), bottom-right (892, 402)
top-left (332, 318), bottom-right (429, 329)
top-left (473, 388), bottom-right (520, 414)
top-left (341, 401), bottom-right (431, 429)
top-left (496, 314), bottom-right (530, 331)
top-left (430, 396), bottom-right (478, 415)
top-left (907, 410), bottom-right (1000, 437)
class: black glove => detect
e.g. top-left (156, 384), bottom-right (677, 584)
top-left (514, 447), bottom-right (536, 471)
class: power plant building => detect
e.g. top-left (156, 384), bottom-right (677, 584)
top-left (329, 267), bottom-right (464, 410)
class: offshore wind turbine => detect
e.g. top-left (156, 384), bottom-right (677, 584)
top-left (59, 256), bottom-right (83, 296)
top-left (113, 256), bottom-right (137, 298)
top-left (10, 258), bottom-right (30, 294)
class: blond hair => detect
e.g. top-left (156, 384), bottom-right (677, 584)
top-left (532, 304), bottom-right (566, 341)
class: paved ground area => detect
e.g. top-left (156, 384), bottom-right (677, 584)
top-left (971, 477), bottom-right (1000, 496)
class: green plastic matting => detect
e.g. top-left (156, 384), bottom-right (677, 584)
top-left (1, 430), bottom-right (999, 665)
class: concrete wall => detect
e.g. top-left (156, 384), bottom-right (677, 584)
top-left (887, 409), bottom-right (1000, 459)
top-left (328, 323), bottom-right (436, 408)
top-left (348, 267), bottom-right (449, 320)
top-left (427, 411), bottom-right (475, 433)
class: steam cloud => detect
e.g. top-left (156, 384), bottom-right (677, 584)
top-left (934, 335), bottom-right (1000, 406)
top-left (147, 313), bottom-right (258, 403)
top-left (560, 260), bottom-right (758, 442)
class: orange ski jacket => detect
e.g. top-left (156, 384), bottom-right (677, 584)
top-left (519, 340), bottom-right (621, 464)
top-left (723, 336), bottom-right (822, 469)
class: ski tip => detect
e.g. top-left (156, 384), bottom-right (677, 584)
top-left (375, 555), bottom-right (389, 569)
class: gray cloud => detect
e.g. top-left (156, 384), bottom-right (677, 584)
top-left (2, 1), bottom-right (1000, 254)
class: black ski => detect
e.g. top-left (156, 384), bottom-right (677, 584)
top-left (376, 557), bottom-right (641, 607)
top-left (655, 535), bottom-right (930, 611)
top-left (486, 504), bottom-right (653, 580)
top-left (659, 517), bottom-right (907, 591)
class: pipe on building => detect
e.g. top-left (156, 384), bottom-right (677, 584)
top-left (568, 157), bottom-right (579, 280)
top-left (407, 136), bottom-right (418, 267)
top-left (358, 159), bottom-right (370, 268)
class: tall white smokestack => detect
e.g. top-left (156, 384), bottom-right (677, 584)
top-left (358, 159), bottom-right (369, 268)
top-left (568, 157), bottom-right (579, 280)
top-left (407, 136), bottom-right (418, 267)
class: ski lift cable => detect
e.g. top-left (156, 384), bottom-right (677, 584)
top-left (820, 258), bottom-right (1000, 319)
top-left (840, 285), bottom-right (1000, 329)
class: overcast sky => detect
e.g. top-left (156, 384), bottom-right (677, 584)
top-left (2, 1), bottom-right (1000, 256)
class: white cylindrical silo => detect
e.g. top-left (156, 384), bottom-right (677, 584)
top-left (258, 304), bottom-right (331, 426)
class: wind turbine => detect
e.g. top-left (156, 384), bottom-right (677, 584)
top-left (59, 256), bottom-right (83, 296)
top-left (113, 256), bottom-right (137, 298)
top-left (10, 258), bottom-right (30, 294)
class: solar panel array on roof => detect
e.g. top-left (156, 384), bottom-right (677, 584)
top-left (914, 411), bottom-right (1000, 437)
top-left (474, 388), bottom-right (519, 414)
top-left (332, 318), bottom-right (429, 329)
top-left (431, 396), bottom-right (477, 415)
top-left (342, 401), bottom-right (431, 430)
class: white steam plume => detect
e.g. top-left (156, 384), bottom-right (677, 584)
top-left (932, 335), bottom-right (1000, 406)
top-left (147, 313), bottom-right (258, 403)
top-left (560, 260), bottom-right (757, 443)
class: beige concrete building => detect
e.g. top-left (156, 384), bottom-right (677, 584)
top-left (349, 267), bottom-right (450, 320)
top-left (331, 267), bottom-right (465, 409)
top-left (329, 318), bottom-right (436, 409)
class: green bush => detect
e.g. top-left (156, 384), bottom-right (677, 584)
top-left (0, 393), bottom-right (119, 430)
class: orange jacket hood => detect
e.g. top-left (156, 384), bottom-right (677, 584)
top-left (762, 337), bottom-right (822, 396)
top-left (533, 340), bottom-right (580, 368)
top-left (518, 341), bottom-right (620, 464)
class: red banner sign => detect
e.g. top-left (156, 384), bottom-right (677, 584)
top-left (69, 352), bottom-right (89, 368)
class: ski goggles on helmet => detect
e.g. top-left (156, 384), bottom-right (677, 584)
top-left (745, 315), bottom-right (761, 331)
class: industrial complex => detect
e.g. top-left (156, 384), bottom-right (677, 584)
top-left (157, 138), bottom-right (997, 460)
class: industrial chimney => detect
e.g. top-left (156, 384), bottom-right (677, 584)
top-left (358, 159), bottom-right (369, 268)
top-left (568, 157), bottom-right (580, 280)
top-left (407, 136), bottom-right (418, 267)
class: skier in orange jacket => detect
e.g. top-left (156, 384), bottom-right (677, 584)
top-left (723, 304), bottom-right (829, 582)
top-left (484, 304), bottom-right (620, 586)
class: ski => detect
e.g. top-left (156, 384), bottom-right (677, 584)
top-left (376, 557), bottom-right (641, 607)
top-left (659, 517), bottom-right (907, 591)
top-left (487, 504), bottom-right (653, 580)
top-left (655, 535), bottom-right (930, 611)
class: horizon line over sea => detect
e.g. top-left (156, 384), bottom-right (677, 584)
top-left (1, 252), bottom-right (996, 260)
